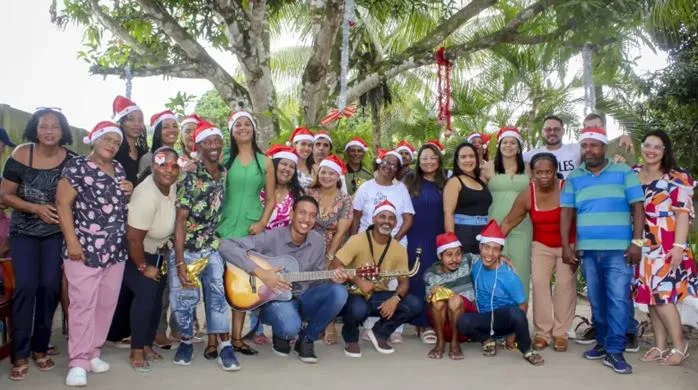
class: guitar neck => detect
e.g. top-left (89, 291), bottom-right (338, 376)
top-left (377, 270), bottom-right (411, 278)
top-left (281, 269), bottom-right (357, 283)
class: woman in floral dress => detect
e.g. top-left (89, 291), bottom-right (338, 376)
top-left (307, 155), bottom-right (353, 344)
top-left (633, 130), bottom-right (697, 366)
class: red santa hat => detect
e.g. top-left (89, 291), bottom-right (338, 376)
top-left (476, 220), bottom-right (506, 247)
top-left (192, 120), bottom-right (223, 151)
top-left (266, 145), bottom-right (298, 164)
top-left (319, 154), bottom-right (347, 175)
top-left (436, 232), bottom-right (462, 256)
top-left (228, 111), bottom-right (257, 133)
top-left (344, 136), bottom-right (369, 152)
top-left (180, 113), bottom-right (203, 128)
top-left (384, 149), bottom-right (403, 166)
top-left (112, 95), bottom-right (141, 122)
top-left (580, 127), bottom-right (608, 144)
top-left (496, 127), bottom-right (522, 144)
top-left (425, 139), bottom-right (445, 155)
top-left (150, 110), bottom-right (177, 129)
top-left (314, 130), bottom-right (332, 144)
top-left (395, 140), bottom-right (416, 159)
top-left (375, 148), bottom-right (388, 164)
top-left (83, 121), bottom-right (123, 145)
top-left (288, 127), bottom-right (315, 145)
top-left (372, 199), bottom-right (397, 217)
top-left (466, 132), bottom-right (483, 143)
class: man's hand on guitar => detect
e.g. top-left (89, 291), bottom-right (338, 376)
top-left (331, 267), bottom-right (351, 284)
top-left (255, 267), bottom-right (292, 291)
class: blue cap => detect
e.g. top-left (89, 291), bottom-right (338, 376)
top-left (0, 128), bottom-right (15, 148)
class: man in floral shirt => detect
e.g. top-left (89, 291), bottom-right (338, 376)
top-left (170, 121), bottom-right (239, 371)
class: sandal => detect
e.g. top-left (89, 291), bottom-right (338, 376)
top-left (524, 350), bottom-right (545, 366)
top-left (130, 359), bottom-right (152, 373)
top-left (482, 339), bottom-right (497, 357)
top-left (33, 355), bottom-right (55, 371)
top-left (47, 344), bottom-right (60, 356)
top-left (640, 347), bottom-right (668, 362)
top-left (9, 364), bottom-right (29, 381)
top-left (660, 343), bottom-right (690, 366)
top-left (232, 338), bottom-right (258, 356)
top-left (203, 344), bottom-right (218, 360)
top-left (419, 328), bottom-right (437, 345)
top-left (145, 350), bottom-right (163, 361)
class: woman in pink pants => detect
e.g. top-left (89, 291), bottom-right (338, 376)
top-left (56, 121), bottom-right (133, 387)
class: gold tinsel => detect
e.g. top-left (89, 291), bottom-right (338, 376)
top-left (428, 286), bottom-right (454, 303)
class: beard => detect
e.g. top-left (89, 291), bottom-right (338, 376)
top-left (377, 225), bottom-right (393, 235)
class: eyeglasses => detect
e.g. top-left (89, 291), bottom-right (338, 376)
top-left (155, 161), bottom-right (181, 170)
top-left (641, 142), bottom-right (664, 151)
top-left (543, 127), bottom-right (562, 133)
top-left (35, 106), bottom-right (62, 112)
top-left (380, 161), bottom-right (399, 170)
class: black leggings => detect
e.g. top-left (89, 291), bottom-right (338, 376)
top-left (124, 253), bottom-right (165, 349)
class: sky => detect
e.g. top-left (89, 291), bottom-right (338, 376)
top-left (0, 0), bottom-right (670, 139)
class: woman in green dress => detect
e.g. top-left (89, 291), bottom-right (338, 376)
top-left (482, 127), bottom-right (532, 301)
top-left (217, 111), bottom-right (275, 356)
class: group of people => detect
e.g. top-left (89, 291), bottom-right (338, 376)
top-left (1, 96), bottom-right (696, 386)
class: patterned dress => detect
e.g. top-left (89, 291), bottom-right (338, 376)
top-left (632, 166), bottom-right (698, 305)
top-left (307, 188), bottom-right (353, 251)
top-left (260, 190), bottom-right (294, 230)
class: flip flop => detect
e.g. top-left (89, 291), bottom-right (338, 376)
top-left (9, 364), bottom-right (29, 381)
top-left (33, 356), bottom-right (55, 372)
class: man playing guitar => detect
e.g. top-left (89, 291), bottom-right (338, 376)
top-left (218, 196), bottom-right (350, 363)
top-left (330, 200), bottom-right (423, 357)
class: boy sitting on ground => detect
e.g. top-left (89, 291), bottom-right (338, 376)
top-left (424, 232), bottom-right (478, 360)
top-left (456, 220), bottom-right (544, 366)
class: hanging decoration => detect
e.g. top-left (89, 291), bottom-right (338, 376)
top-left (436, 47), bottom-right (452, 137)
top-left (582, 43), bottom-right (595, 114)
top-left (320, 104), bottom-right (358, 127)
top-left (124, 63), bottom-right (133, 99)
top-left (337, 0), bottom-right (355, 112)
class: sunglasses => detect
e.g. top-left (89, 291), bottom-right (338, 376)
top-left (35, 106), bottom-right (62, 112)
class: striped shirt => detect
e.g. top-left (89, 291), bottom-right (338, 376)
top-left (423, 253), bottom-right (476, 301)
top-left (561, 160), bottom-right (644, 250)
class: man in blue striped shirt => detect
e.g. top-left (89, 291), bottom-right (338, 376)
top-left (560, 127), bottom-right (645, 375)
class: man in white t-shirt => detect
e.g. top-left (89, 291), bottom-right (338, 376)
top-left (523, 114), bottom-right (632, 179)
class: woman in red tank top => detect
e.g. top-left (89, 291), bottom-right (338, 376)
top-left (500, 153), bottom-right (577, 353)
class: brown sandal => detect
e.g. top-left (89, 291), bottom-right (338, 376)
top-left (524, 350), bottom-right (545, 366)
top-left (33, 356), bottom-right (56, 371)
top-left (9, 364), bottom-right (29, 381)
top-left (482, 339), bottom-right (497, 357)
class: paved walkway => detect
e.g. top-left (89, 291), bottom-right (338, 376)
top-left (2, 303), bottom-right (697, 389)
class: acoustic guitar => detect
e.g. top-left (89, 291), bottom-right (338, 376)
top-left (224, 250), bottom-right (421, 311)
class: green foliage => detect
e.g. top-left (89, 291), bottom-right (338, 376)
top-left (166, 92), bottom-right (197, 116)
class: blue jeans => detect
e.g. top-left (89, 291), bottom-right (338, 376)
top-left (259, 283), bottom-right (348, 342)
top-left (581, 250), bottom-right (633, 353)
top-left (169, 250), bottom-right (229, 338)
top-left (341, 292), bottom-right (423, 343)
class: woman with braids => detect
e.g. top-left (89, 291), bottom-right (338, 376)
top-left (138, 110), bottom-right (179, 179)
top-left (217, 110), bottom-right (275, 356)
top-left (500, 152), bottom-right (577, 353)
top-left (107, 96), bottom-right (147, 348)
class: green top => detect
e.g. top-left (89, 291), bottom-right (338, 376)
top-left (217, 152), bottom-right (267, 239)
top-left (345, 165), bottom-right (374, 196)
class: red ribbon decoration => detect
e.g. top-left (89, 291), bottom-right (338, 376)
top-left (319, 104), bottom-right (358, 126)
top-left (436, 47), bottom-right (452, 137)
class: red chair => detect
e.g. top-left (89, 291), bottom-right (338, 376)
top-left (0, 259), bottom-right (14, 361)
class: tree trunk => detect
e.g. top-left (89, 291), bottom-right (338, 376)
top-left (370, 98), bottom-right (382, 151)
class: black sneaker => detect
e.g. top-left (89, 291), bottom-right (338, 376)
top-left (575, 326), bottom-right (596, 345)
top-left (294, 338), bottom-right (318, 364)
top-left (625, 333), bottom-right (639, 353)
top-left (272, 336), bottom-right (291, 357)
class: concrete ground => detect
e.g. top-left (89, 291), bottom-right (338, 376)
top-left (2, 301), bottom-right (697, 389)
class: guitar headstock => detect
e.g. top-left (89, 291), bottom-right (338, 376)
top-left (356, 263), bottom-right (378, 280)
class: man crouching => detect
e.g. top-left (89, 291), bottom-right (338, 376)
top-left (456, 220), bottom-right (544, 366)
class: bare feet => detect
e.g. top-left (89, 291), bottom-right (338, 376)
top-left (449, 343), bottom-right (464, 360)
top-left (428, 343), bottom-right (445, 359)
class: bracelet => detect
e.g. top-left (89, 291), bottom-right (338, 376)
top-left (325, 253), bottom-right (335, 262)
top-left (673, 243), bottom-right (687, 250)
top-left (175, 262), bottom-right (186, 267)
top-left (392, 294), bottom-right (401, 302)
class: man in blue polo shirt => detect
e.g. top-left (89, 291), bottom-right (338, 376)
top-left (560, 127), bottom-right (645, 374)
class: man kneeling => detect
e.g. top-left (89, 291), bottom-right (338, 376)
top-left (219, 196), bottom-right (350, 363)
top-left (456, 220), bottom-right (544, 366)
top-left (424, 232), bottom-right (478, 360)
top-left (330, 200), bottom-right (423, 357)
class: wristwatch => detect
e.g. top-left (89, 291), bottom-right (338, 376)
top-left (631, 239), bottom-right (644, 248)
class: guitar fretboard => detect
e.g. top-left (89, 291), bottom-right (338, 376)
top-left (281, 269), bottom-right (357, 283)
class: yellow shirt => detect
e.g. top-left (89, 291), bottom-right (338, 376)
top-left (336, 231), bottom-right (408, 291)
top-left (127, 175), bottom-right (176, 254)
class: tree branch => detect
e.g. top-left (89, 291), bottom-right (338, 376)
top-left (89, 62), bottom-right (202, 78)
top-left (135, 0), bottom-right (250, 106)
top-left (87, 0), bottom-right (153, 58)
top-left (346, 0), bottom-right (556, 103)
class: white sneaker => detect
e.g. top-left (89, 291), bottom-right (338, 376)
top-left (66, 367), bottom-right (87, 387)
top-left (90, 357), bottom-right (110, 373)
